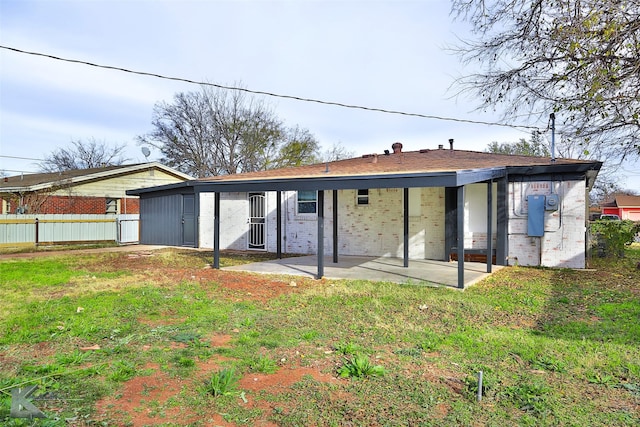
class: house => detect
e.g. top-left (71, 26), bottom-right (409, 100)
top-left (1, 162), bottom-right (193, 215)
top-left (600, 194), bottom-right (640, 221)
top-left (127, 143), bottom-right (601, 288)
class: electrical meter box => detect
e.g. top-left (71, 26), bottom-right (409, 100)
top-left (545, 194), bottom-right (559, 211)
top-left (527, 195), bottom-right (545, 237)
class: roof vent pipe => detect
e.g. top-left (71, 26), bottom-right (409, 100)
top-left (392, 142), bottom-right (403, 154)
top-left (449, 139), bottom-right (454, 150)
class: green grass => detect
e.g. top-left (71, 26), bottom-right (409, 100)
top-left (1, 247), bottom-right (639, 426)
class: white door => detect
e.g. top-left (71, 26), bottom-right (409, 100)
top-left (248, 192), bottom-right (266, 250)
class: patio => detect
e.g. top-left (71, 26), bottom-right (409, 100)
top-left (223, 255), bottom-right (502, 288)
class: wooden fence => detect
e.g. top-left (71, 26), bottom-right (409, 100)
top-left (0, 214), bottom-right (139, 247)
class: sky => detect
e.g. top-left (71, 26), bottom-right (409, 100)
top-left (1, 0), bottom-right (638, 191)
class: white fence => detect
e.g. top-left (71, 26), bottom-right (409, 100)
top-left (0, 214), bottom-right (139, 247)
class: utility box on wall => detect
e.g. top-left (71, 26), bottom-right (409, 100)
top-left (527, 195), bottom-right (545, 237)
top-left (545, 194), bottom-right (559, 211)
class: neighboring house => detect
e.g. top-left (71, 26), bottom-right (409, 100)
top-left (1, 162), bottom-right (193, 215)
top-left (127, 144), bottom-right (602, 287)
top-left (601, 194), bottom-right (640, 221)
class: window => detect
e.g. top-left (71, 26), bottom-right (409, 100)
top-left (357, 189), bottom-right (369, 205)
top-left (297, 190), bottom-right (317, 214)
top-left (106, 198), bottom-right (118, 214)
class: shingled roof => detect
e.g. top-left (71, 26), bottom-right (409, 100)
top-left (199, 148), bottom-right (597, 182)
top-left (127, 148), bottom-right (602, 196)
top-left (602, 194), bottom-right (640, 208)
top-left (1, 163), bottom-right (193, 192)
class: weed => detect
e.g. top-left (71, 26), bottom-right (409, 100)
top-left (172, 331), bottom-right (201, 344)
top-left (393, 346), bottom-right (423, 357)
top-left (419, 330), bottom-right (443, 351)
top-left (175, 356), bottom-right (196, 368)
top-left (586, 372), bottom-right (618, 386)
top-left (531, 355), bottom-right (567, 373)
top-left (109, 360), bottom-right (137, 382)
top-left (300, 330), bottom-right (319, 341)
top-left (55, 349), bottom-right (90, 366)
top-left (250, 356), bottom-right (278, 374)
top-left (206, 368), bottom-right (240, 397)
top-left (338, 354), bottom-right (385, 378)
top-left (620, 383), bottom-right (640, 397)
top-left (498, 379), bottom-right (551, 415)
top-left (334, 341), bottom-right (362, 355)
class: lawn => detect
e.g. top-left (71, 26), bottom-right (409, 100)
top-left (1, 247), bottom-right (639, 426)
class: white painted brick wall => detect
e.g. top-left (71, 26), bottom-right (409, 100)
top-left (200, 188), bottom-right (446, 260)
top-left (507, 180), bottom-right (586, 268)
top-left (197, 180), bottom-right (588, 269)
top-left (199, 192), bottom-right (249, 250)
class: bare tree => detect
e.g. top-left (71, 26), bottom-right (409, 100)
top-left (39, 138), bottom-right (129, 172)
top-left (451, 0), bottom-right (640, 164)
top-left (324, 142), bottom-right (356, 162)
top-left (138, 84), bottom-right (320, 178)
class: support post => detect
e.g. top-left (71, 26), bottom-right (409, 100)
top-left (403, 187), bottom-right (409, 267)
top-left (457, 185), bottom-right (465, 289)
top-left (194, 188), bottom-right (201, 248)
top-left (486, 180), bottom-right (493, 273)
top-left (333, 189), bottom-right (338, 263)
top-left (213, 192), bottom-right (220, 269)
top-left (496, 175), bottom-right (508, 265)
top-left (276, 191), bottom-right (282, 259)
top-left (317, 190), bottom-right (324, 279)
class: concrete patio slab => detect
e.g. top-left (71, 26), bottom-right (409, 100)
top-left (223, 255), bottom-right (502, 288)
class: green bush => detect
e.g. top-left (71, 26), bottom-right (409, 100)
top-left (591, 220), bottom-right (640, 257)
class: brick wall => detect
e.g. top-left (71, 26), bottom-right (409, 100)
top-left (201, 181), bottom-right (588, 268)
top-left (205, 189), bottom-right (446, 260)
top-left (36, 196), bottom-right (140, 214)
top-left (120, 198), bottom-right (139, 214)
top-left (508, 180), bottom-right (586, 268)
top-left (275, 188), bottom-right (445, 259)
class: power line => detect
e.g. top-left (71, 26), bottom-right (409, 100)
top-left (1, 169), bottom-right (38, 174)
top-left (0, 155), bottom-right (43, 162)
top-left (0, 44), bottom-right (541, 132)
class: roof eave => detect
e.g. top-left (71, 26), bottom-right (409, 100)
top-left (2, 162), bottom-right (194, 193)
top-left (127, 168), bottom-right (509, 195)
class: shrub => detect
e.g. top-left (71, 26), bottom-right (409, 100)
top-left (591, 220), bottom-right (640, 257)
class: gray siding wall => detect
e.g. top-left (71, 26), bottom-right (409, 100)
top-left (140, 194), bottom-right (183, 246)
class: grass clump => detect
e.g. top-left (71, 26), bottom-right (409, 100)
top-left (206, 368), bottom-right (240, 397)
top-left (338, 354), bottom-right (385, 378)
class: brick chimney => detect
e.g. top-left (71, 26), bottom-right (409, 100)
top-left (392, 142), bottom-right (403, 154)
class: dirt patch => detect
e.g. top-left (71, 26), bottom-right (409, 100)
top-left (93, 346), bottom-right (339, 427)
top-left (90, 251), bottom-right (307, 304)
top-left (94, 363), bottom-right (193, 426)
